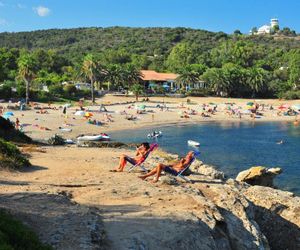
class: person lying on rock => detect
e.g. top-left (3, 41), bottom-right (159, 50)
top-left (138, 151), bottom-right (194, 183)
top-left (112, 142), bottom-right (150, 172)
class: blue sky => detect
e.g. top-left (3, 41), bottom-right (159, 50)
top-left (0, 0), bottom-right (299, 33)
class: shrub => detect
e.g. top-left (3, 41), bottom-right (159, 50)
top-left (63, 84), bottom-right (77, 97)
top-left (48, 84), bottom-right (64, 97)
top-left (0, 117), bottom-right (32, 143)
top-left (153, 85), bottom-right (166, 94)
top-left (0, 138), bottom-right (31, 168)
top-left (0, 209), bottom-right (52, 250)
top-left (281, 90), bottom-right (300, 100)
top-left (0, 84), bottom-right (12, 99)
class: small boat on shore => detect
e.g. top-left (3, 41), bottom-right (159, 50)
top-left (77, 133), bottom-right (110, 141)
top-left (147, 131), bottom-right (162, 138)
top-left (187, 140), bottom-right (200, 147)
top-left (65, 139), bottom-right (75, 144)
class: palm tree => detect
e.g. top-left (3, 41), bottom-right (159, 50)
top-left (247, 67), bottom-right (268, 97)
top-left (105, 64), bottom-right (124, 91)
top-left (124, 64), bottom-right (142, 93)
top-left (202, 68), bottom-right (229, 96)
top-left (81, 54), bottom-right (99, 103)
top-left (17, 53), bottom-right (36, 104)
top-left (105, 64), bottom-right (142, 93)
top-left (130, 83), bottom-right (144, 101)
top-left (176, 69), bottom-right (201, 90)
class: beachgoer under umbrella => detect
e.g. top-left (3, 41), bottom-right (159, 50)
top-left (112, 142), bottom-right (150, 172)
top-left (138, 151), bottom-right (195, 183)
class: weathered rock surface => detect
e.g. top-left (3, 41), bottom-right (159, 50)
top-left (236, 166), bottom-right (282, 187)
top-left (0, 193), bottom-right (107, 250)
top-left (243, 186), bottom-right (300, 250)
top-left (190, 159), bottom-right (225, 180)
top-left (77, 141), bottom-right (138, 149)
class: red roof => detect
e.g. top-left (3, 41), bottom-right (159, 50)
top-left (141, 70), bottom-right (178, 81)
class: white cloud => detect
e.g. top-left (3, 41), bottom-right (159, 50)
top-left (0, 18), bottom-right (8, 25)
top-left (17, 3), bottom-right (26, 9)
top-left (33, 6), bottom-right (50, 17)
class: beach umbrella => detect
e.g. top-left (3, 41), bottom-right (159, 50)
top-left (4, 111), bottom-right (14, 116)
top-left (84, 112), bottom-right (93, 117)
top-left (75, 110), bottom-right (85, 116)
top-left (2, 114), bottom-right (11, 119)
top-left (64, 103), bottom-right (72, 108)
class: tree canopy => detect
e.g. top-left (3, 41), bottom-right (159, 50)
top-left (0, 26), bottom-right (300, 100)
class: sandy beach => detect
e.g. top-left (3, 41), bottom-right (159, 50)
top-left (1, 96), bottom-right (299, 142)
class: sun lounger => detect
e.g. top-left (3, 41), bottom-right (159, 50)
top-left (128, 143), bottom-right (158, 172)
top-left (173, 157), bottom-right (195, 183)
top-left (165, 151), bottom-right (199, 183)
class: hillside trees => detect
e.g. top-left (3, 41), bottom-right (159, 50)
top-left (0, 26), bottom-right (299, 99)
top-left (17, 52), bottom-right (37, 103)
top-left (81, 54), bottom-right (102, 103)
top-left (288, 50), bottom-right (300, 89)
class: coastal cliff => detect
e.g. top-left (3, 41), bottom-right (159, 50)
top-left (0, 146), bottom-right (299, 249)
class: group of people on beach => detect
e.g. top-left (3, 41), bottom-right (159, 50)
top-left (112, 142), bottom-right (195, 183)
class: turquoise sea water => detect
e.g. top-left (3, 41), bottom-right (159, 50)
top-left (111, 121), bottom-right (300, 195)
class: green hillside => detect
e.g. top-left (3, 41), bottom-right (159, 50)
top-left (0, 27), bottom-right (299, 99)
top-left (0, 27), bottom-right (227, 60)
top-left (0, 27), bottom-right (299, 61)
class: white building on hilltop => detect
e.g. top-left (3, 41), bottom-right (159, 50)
top-left (257, 25), bottom-right (272, 34)
top-left (270, 18), bottom-right (279, 28)
top-left (252, 18), bottom-right (279, 35)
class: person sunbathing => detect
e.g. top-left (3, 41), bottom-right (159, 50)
top-left (138, 151), bottom-right (194, 183)
top-left (112, 142), bottom-right (150, 172)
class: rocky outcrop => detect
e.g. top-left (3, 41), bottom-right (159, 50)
top-left (0, 193), bottom-right (108, 250)
top-left (243, 186), bottom-right (300, 250)
top-left (48, 134), bottom-right (66, 145)
top-left (236, 166), bottom-right (282, 187)
top-left (77, 141), bottom-right (139, 149)
top-left (190, 159), bottom-right (225, 180)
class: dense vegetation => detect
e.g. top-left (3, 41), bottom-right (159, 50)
top-left (0, 209), bottom-right (51, 250)
top-left (0, 138), bottom-right (30, 169)
top-left (0, 27), bottom-right (300, 100)
top-left (0, 117), bottom-right (31, 169)
top-left (0, 117), bottom-right (32, 143)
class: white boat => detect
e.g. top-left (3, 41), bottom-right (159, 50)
top-left (59, 127), bottom-right (72, 132)
top-left (100, 133), bottom-right (110, 140)
top-left (65, 139), bottom-right (75, 144)
top-left (147, 131), bottom-right (162, 138)
top-left (187, 140), bottom-right (200, 147)
top-left (77, 134), bottom-right (110, 142)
